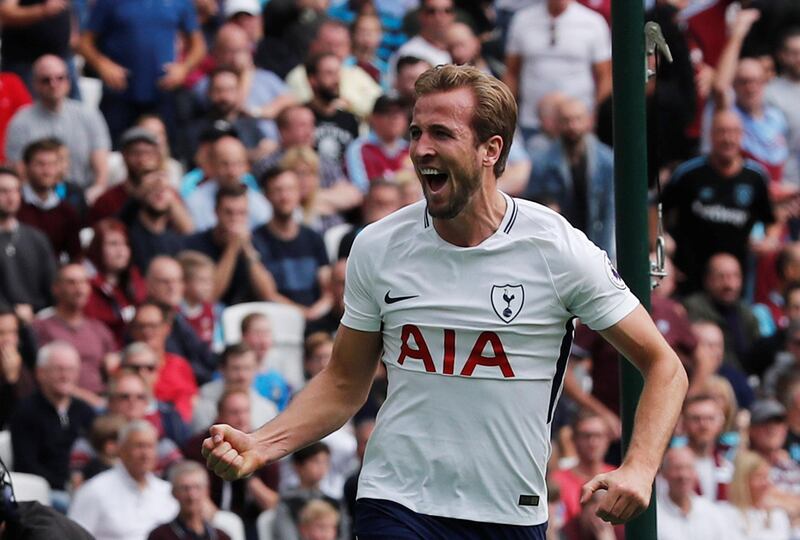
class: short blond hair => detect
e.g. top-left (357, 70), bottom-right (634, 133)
top-left (414, 64), bottom-right (517, 177)
top-left (298, 499), bottom-right (339, 526)
top-left (177, 250), bottom-right (215, 281)
top-left (280, 146), bottom-right (320, 174)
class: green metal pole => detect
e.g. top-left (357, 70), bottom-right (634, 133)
top-left (610, 0), bottom-right (657, 538)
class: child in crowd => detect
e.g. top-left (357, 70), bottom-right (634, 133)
top-left (70, 413), bottom-right (127, 490)
top-left (177, 250), bottom-right (223, 352)
top-left (298, 499), bottom-right (341, 540)
top-left (241, 312), bottom-right (293, 410)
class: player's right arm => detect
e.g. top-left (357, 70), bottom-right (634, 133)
top-left (203, 324), bottom-right (382, 481)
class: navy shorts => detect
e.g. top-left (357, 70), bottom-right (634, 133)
top-left (354, 498), bottom-right (548, 540)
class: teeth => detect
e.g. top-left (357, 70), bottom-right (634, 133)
top-left (420, 168), bottom-right (443, 175)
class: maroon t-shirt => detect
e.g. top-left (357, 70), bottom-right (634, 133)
top-left (18, 201), bottom-right (82, 261)
top-left (88, 184), bottom-right (128, 225)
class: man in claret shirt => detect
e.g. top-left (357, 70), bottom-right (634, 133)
top-left (203, 65), bottom-right (687, 539)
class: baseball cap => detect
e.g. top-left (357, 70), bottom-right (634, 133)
top-left (749, 399), bottom-right (786, 424)
top-left (224, 0), bottom-right (261, 18)
top-left (372, 93), bottom-right (405, 115)
top-left (120, 127), bottom-right (158, 149)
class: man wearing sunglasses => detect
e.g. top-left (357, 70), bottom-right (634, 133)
top-left (388, 0), bottom-right (454, 84)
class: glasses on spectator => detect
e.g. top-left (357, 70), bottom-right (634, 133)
top-left (124, 363), bottom-right (157, 373)
top-left (549, 20), bottom-right (557, 47)
top-left (423, 6), bottom-right (454, 15)
top-left (37, 74), bottom-right (67, 85)
top-left (112, 392), bottom-right (148, 401)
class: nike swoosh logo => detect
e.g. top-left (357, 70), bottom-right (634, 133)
top-left (384, 291), bottom-right (419, 304)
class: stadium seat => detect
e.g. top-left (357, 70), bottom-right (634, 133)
top-left (256, 509), bottom-right (276, 540)
top-left (222, 302), bottom-right (306, 389)
top-left (212, 510), bottom-right (245, 540)
top-left (323, 223), bottom-right (353, 262)
top-left (9, 472), bottom-right (51, 505)
top-left (0, 430), bottom-right (11, 470)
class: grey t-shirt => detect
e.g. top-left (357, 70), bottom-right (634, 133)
top-left (0, 223), bottom-right (57, 312)
top-left (5, 100), bottom-right (111, 188)
top-left (766, 76), bottom-right (800, 184)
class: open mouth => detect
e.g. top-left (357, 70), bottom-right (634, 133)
top-left (420, 167), bottom-right (449, 193)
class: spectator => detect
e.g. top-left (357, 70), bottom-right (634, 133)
top-left (255, 167), bottom-right (332, 320)
top-left (129, 302), bottom-right (198, 423)
top-left (305, 259), bottom-right (347, 337)
top-left (392, 56), bottom-right (432, 111)
top-left (388, 0), bottom-right (454, 82)
top-left (753, 242), bottom-right (800, 333)
top-left (145, 256), bottom-right (216, 384)
top-left (766, 28), bottom-right (800, 184)
top-left (747, 399), bottom-right (800, 498)
top-left (254, 105), bottom-right (362, 217)
top-left (690, 320), bottom-right (754, 409)
top-left (188, 68), bottom-right (272, 163)
top-left (336, 180), bottom-right (403, 259)
top-left (526, 97), bottom-right (615, 256)
top-left (182, 390), bottom-right (281, 534)
top-left (286, 20), bottom-right (382, 120)
top-left (10, 341), bottom-right (95, 502)
top-left (68, 420), bottom-right (179, 540)
top-left (526, 92), bottom-right (567, 160)
top-left (761, 320), bottom-right (800, 398)
top-left (712, 9), bottom-right (791, 187)
top-left (563, 489), bottom-right (622, 540)
top-left (222, 0), bottom-right (262, 44)
top-left (351, 12), bottom-right (388, 87)
top-left (123, 169), bottom-right (190, 273)
top-left (84, 218), bottom-right (148, 347)
top-left (0, 72), bottom-right (32, 165)
top-left (446, 21), bottom-right (494, 76)
top-left (176, 251), bottom-right (221, 349)
top-left (78, 0), bottom-right (206, 147)
top-left (342, 418), bottom-right (374, 539)
top-left (684, 253), bottom-right (761, 371)
top-left (303, 332), bottom-right (333, 383)
top-left (656, 447), bottom-right (731, 540)
top-left (119, 342), bottom-right (191, 447)
top-left (194, 23), bottom-right (295, 144)
top-left (297, 500), bottom-right (340, 540)
top-left (32, 263), bottom-right (117, 408)
top-left (720, 450), bottom-right (793, 539)
top-left (5, 55), bottom-right (110, 200)
top-left (504, 0), bottom-right (611, 141)
top-left (147, 461), bottom-right (231, 540)
top-left (17, 138), bottom-right (82, 261)
top-left (192, 343), bottom-right (279, 432)
top-left (239, 313), bottom-right (293, 410)
top-left (305, 53), bottom-right (360, 169)
top-left (273, 443), bottom-right (347, 540)
top-left (72, 413), bottom-right (127, 487)
top-left (345, 94), bottom-right (410, 193)
top-left (663, 110), bottom-right (775, 295)
top-left (781, 373), bottom-right (800, 463)
top-left (0, 306), bottom-right (35, 430)
top-left (680, 394), bottom-right (733, 501)
top-left (183, 185), bottom-right (277, 306)
top-left (550, 412), bottom-right (614, 534)
top-left (108, 115), bottom-right (185, 189)
top-left (89, 127), bottom-right (162, 225)
top-left (186, 134), bottom-right (273, 232)
top-left (280, 146), bottom-right (345, 234)
top-left (0, 1), bottom-right (72, 93)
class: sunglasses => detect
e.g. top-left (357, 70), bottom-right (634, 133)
top-left (37, 74), bottom-right (67, 84)
top-left (423, 6), bottom-right (454, 14)
top-left (549, 20), bottom-right (557, 47)
top-left (112, 392), bottom-right (148, 401)
top-left (124, 364), bottom-right (157, 373)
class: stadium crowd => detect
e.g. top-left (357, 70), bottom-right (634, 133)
top-left (1, 0), bottom-right (800, 538)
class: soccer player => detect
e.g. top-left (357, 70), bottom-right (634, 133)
top-left (203, 65), bottom-right (688, 538)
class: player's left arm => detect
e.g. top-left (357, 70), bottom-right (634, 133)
top-left (581, 304), bottom-right (688, 524)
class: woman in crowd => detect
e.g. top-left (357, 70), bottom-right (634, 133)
top-left (84, 218), bottom-right (147, 347)
top-left (280, 146), bottom-right (344, 234)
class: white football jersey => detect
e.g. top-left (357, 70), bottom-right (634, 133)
top-left (342, 193), bottom-right (639, 525)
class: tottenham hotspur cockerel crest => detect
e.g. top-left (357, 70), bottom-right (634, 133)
top-left (491, 284), bottom-right (525, 324)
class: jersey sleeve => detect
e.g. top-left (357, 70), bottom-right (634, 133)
top-left (549, 222), bottom-right (639, 331)
top-left (341, 231), bottom-right (382, 332)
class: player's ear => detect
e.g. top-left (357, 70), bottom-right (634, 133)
top-left (481, 135), bottom-right (503, 168)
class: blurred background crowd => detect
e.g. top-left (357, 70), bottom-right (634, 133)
top-left (2, 0), bottom-right (800, 539)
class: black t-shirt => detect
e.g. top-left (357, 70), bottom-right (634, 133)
top-left (661, 157), bottom-right (774, 293)
top-left (253, 224), bottom-right (329, 306)
top-left (126, 216), bottom-right (186, 274)
top-left (183, 229), bottom-right (259, 306)
top-left (0, 0), bottom-right (70, 65)
top-left (310, 105), bottom-right (359, 167)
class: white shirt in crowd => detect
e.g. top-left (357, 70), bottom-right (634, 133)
top-left (68, 463), bottom-right (178, 540)
top-left (656, 490), bottom-right (735, 540)
top-left (343, 194), bottom-right (639, 525)
top-left (719, 502), bottom-right (793, 540)
top-left (506, 2), bottom-right (611, 129)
